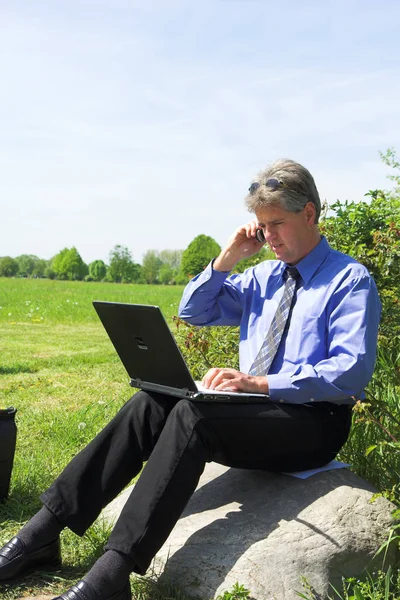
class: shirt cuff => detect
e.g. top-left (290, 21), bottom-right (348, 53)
top-left (189, 260), bottom-right (231, 290)
top-left (267, 373), bottom-right (357, 405)
top-left (267, 373), bottom-right (305, 404)
top-left (178, 260), bottom-right (232, 319)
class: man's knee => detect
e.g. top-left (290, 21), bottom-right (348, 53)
top-left (168, 400), bottom-right (214, 443)
top-left (169, 398), bottom-right (202, 423)
top-left (112, 391), bottom-right (163, 421)
top-left (121, 395), bottom-right (203, 437)
top-left (117, 390), bottom-right (177, 435)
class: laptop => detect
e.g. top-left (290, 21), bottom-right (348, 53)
top-left (93, 301), bottom-right (270, 403)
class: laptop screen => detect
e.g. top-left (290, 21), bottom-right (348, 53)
top-left (93, 302), bottom-right (197, 393)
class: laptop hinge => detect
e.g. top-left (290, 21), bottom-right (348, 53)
top-left (130, 379), bottom-right (196, 398)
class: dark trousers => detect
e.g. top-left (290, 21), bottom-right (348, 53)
top-left (41, 392), bottom-right (352, 575)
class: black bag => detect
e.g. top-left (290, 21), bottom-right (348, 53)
top-left (0, 407), bottom-right (17, 500)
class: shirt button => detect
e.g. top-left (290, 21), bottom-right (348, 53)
top-left (279, 399), bottom-right (285, 403)
top-left (310, 398), bottom-right (315, 402)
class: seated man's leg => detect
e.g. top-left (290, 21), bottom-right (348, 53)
top-left (0, 391), bottom-right (175, 584)
top-left (63, 399), bottom-right (350, 600)
top-left (102, 399), bottom-right (351, 575)
top-left (1, 397), bottom-right (351, 599)
top-left (41, 390), bottom-right (176, 536)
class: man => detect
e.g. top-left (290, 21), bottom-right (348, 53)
top-left (0, 159), bottom-right (381, 600)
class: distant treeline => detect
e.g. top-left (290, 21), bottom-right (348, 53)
top-left (0, 235), bottom-right (272, 285)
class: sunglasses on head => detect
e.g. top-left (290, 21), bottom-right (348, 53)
top-left (249, 178), bottom-right (294, 194)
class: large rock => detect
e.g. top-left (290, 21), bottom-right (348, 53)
top-left (103, 463), bottom-right (398, 600)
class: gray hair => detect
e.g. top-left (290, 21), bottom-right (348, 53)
top-left (245, 159), bottom-right (321, 223)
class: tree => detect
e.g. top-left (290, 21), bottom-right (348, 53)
top-left (0, 256), bottom-right (18, 277)
top-left (380, 147), bottom-right (400, 196)
top-left (158, 249), bottom-right (183, 270)
top-left (15, 254), bottom-right (47, 278)
top-left (88, 260), bottom-right (107, 282)
top-left (44, 260), bottom-right (56, 279)
top-left (158, 263), bottom-right (174, 285)
top-left (11, 254), bottom-right (48, 278)
top-left (52, 247), bottom-right (88, 280)
top-left (131, 263), bottom-right (144, 283)
top-left (31, 258), bottom-right (47, 278)
top-left (15, 254), bottom-right (38, 277)
top-left (108, 245), bottom-right (140, 283)
top-left (180, 235), bottom-right (221, 279)
top-left (141, 250), bottom-right (163, 284)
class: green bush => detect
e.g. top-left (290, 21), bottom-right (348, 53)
top-left (173, 317), bottom-right (239, 380)
top-left (317, 156), bottom-right (400, 504)
top-left (320, 191), bottom-right (400, 353)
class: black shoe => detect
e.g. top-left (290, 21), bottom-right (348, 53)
top-left (53, 580), bottom-right (132, 600)
top-left (0, 536), bottom-right (61, 581)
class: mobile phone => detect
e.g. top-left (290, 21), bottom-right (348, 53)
top-left (255, 228), bottom-right (266, 244)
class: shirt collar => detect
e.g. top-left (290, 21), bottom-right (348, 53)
top-left (283, 236), bottom-right (330, 286)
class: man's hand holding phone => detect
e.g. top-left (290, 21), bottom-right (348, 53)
top-left (213, 221), bottom-right (266, 272)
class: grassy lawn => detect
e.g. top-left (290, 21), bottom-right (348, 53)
top-left (0, 278), bottom-right (187, 599)
top-left (1, 277), bottom-right (399, 600)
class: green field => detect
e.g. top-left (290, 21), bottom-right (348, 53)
top-left (1, 277), bottom-right (399, 600)
top-left (0, 277), bottom-right (184, 324)
top-left (0, 278), bottom-right (186, 599)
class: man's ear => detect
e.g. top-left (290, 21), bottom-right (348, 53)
top-left (304, 202), bottom-right (316, 224)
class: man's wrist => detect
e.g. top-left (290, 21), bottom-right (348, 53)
top-left (213, 250), bottom-right (238, 273)
top-left (256, 376), bottom-right (269, 394)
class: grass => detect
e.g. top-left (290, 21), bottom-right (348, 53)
top-left (297, 568), bottom-right (400, 600)
top-left (0, 278), bottom-right (186, 599)
top-left (1, 277), bottom-right (399, 599)
top-left (0, 277), bottom-right (182, 325)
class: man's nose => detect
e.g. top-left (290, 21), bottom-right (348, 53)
top-left (264, 228), bottom-right (275, 243)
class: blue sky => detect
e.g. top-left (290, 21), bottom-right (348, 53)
top-left (1, 0), bottom-right (400, 265)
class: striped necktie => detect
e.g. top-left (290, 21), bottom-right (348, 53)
top-left (249, 266), bottom-right (299, 377)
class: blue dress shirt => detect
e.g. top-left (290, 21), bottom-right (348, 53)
top-left (178, 236), bottom-right (381, 405)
